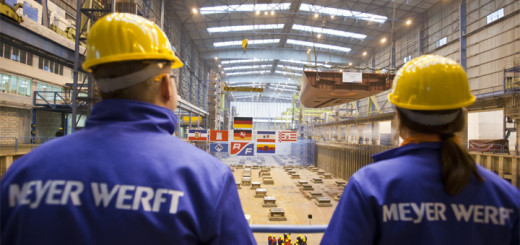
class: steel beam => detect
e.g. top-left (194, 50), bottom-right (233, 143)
top-left (202, 49), bottom-right (350, 64)
top-left (459, 0), bottom-right (467, 69)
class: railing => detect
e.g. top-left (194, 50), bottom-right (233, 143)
top-left (250, 224), bottom-right (327, 233)
top-left (0, 136), bottom-right (56, 153)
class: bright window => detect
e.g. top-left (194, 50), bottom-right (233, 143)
top-left (486, 8), bottom-right (504, 24)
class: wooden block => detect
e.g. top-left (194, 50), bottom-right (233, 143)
top-left (262, 171), bottom-right (271, 176)
top-left (334, 193), bottom-right (342, 201)
top-left (297, 180), bottom-right (308, 186)
top-left (242, 177), bottom-right (251, 186)
top-left (315, 197), bottom-right (333, 207)
top-left (307, 191), bottom-right (323, 199)
top-left (291, 174), bottom-right (300, 179)
top-left (243, 172), bottom-right (251, 177)
top-left (236, 182), bottom-right (241, 189)
top-left (268, 208), bottom-right (287, 221)
top-left (323, 174), bottom-right (333, 179)
top-left (262, 196), bottom-right (277, 207)
top-left (255, 188), bottom-right (267, 197)
top-left (251, 181), bottom-right (261, 189)
top-left (263, 178), bottom-right (275, 185)
top-left (317, 170), bottom-right (326, 175)
top-left (252, 165), bottom-right (259, 169)
top-left (312, 178), bottom-right (323, 183)
top-left (288, 170), bottom-right (296, 175)
top-left (335, 180), bottom-right (347, 187)
top-left (301, 184), bottom-right (314, 191)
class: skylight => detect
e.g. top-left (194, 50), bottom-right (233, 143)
top-left (275, 70), bottom-right (301, 76)
top-left (208, 24), bottom-right (284, 33)
top-left (226, 71), bottom-right (269, 76)
top-left (280, 59), bottom-right (331, 68)
top-left (200, 3), bottom-right (291, 15)
top-left (221, 59), bottom-right (274, 64)
top-left (286, 39), bottom-right (351, 53)
top-left (300, 4), bottom-right (387, 23)
top-left (278, 65), bottom-right (303, 71)
top-left (223, 65), bottom-right (272, 71)
top-left (214, 39), bottom-right (280, 47)
top-left (292, 24), bottom-right (366, 39)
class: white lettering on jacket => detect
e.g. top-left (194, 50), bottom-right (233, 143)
top-left (9, 180), bottom-right (83, 208)
top-left (382, 202), bottom-right (513, 226)
top-left (90, 182), bottom-right (184, 214)
top-left (9, 180), bottom-right (184, 214)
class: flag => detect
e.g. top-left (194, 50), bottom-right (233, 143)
top-left (257, 144), bottom-right (275, 154)
top-left (209, 143), bottom-right (229, 153)
top-left (210, 130), bottom-right (229, 141)
top-left (230, 142), bottom-right (255, 156)
top-left (233, 129), bottom-right (252, 141)
top-left (278, 131), bottom-right (297, 142)
top-left (188, 129), bottom-right (208, 141)
top-left (256, 131), bottom-right (276, 143)
top-left (233, 117), bottom-right (253, 129)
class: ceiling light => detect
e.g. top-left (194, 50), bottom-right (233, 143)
top-left (208, 24), bottom-right (284, 33)
top-left (348, 62), bottom-right (352, 66)
top-left (218, 64), bottom-right (221, 67)
top-left (380, 37), bottom-right (387, 43)
top-left (214, 57), bottom-right (218, 60)
top-left (200, 3), bottom-right (291, 15)
top-left (331, 15), bottom-right (335, 19)
top-left (317, 33), bottom-right (322, 38)
top-left (339, 69), bottom-right (343, 72)
top-left (223, 65), bottom-right (272, 71)
top-left (314, 13), bottom-right (319, 18)
top-left (192, 8), bottom-right (198, 14)
top-left (264, 11), bottom-right (268, 15)
top-left (362, 51), bottom-right (367, 56)
top-left (406, 19), bottom-right (412, 25)
top-left (271, 10), bottom-right (275, 15)
top-left (221, 59), bottom-right (273, 64)
top-left (287, 39), bottom-right (351, 53)
top-left (300, 4), bottom-right (387, 23)
top-left (292, 24), bottom-right (366, 39)
top-left (213, 39), bottom-right (280, 47)
top-left (256, 10), bottom-right (260, 15)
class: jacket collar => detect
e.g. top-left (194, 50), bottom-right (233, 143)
top-left (85, 99), bottom-right (177, 134)
top-left (372, 142), bottom-right (442, 162)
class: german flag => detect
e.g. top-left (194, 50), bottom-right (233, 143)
top-left (257, 144), bottom-right (275, 154)
top-left (233, 117), bottom-right (253, 129)
top-left (233, 129), bottom-right (252, 141)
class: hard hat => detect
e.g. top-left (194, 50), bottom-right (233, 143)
top-left (83, 13), bottom-right (183, 72)
top-left (388, 54), bottom-right (475, 110)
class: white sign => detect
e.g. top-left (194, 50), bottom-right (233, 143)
top-left (342, 72), bottom-right (362, 83)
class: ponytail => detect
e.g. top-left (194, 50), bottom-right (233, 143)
top-left (397, 108), bottom-right (484, 195)
top-left (440, 134), bottom-right (484, 195)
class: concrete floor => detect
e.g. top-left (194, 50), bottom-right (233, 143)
top-left (221, 155), bottom-right (346, 245)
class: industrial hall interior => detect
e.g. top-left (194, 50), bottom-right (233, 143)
top-left (0, 0), bottom-right (519, 244)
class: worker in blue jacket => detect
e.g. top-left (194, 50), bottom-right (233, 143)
top-left (1, 13), bottom-right (255, 245)
top-left (322, 55), bottom-right (519, 245)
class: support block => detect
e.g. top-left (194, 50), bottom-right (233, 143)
top-left (242, 177), bottom-right (251, 186)
top-left (268, 208), bottom-right (287, 221)
top-left (307, 191), bottom-right (323, 199)
top-left (251, 181), bottom-right (261, 189)
top-left (301, 184), bottom-right (314, 191)
top-left (297, 180), bottom-right (308, 186)
top-left (335, 180), bottom-right (347, 187)
top-left (236, 182), bottom-right (241, 189)
top-left (255, 188), bottom-right (267, 198)
top-left (291, 174), bottom-right (300, 179)
top-left (315, 197), bottom-right (333, 207)
top-left (262, 196), bottom-right (277, 207)
top-left (312, 178), bottom-right (323, 184)
top-left (323, 174), bottom-right (333, 179)
top-left (334, 193), bottom-right (342, 201)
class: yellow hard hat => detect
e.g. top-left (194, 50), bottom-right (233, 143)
top-left (388, 54), bottom-right (475, 110)
top-left (83, 13), bottom-right (183, 72)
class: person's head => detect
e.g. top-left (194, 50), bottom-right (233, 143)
top-left (83, 13), bottom-right (183, 111)
top-left (388, 54), bottom-right (483, 195)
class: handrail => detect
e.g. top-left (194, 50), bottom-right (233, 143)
top-left (0, 137), bottom-right (18, 152)
top-left (250, 224), bottom-right (327, 233)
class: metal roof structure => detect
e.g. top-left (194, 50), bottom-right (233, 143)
top-left (166, 0), bottom-right (439, 102)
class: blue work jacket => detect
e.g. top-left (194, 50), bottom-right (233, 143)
top-left (322, 142), bottom-right (519, 245)
top-left (1, 99), bottom-right (256, 245)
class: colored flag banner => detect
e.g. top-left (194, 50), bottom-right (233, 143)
top-left (230, 142), bottom-right (255, 156)
top-left (210, 130), bottom-right (229, 141)
top-left (256, 131), bottom-right (276, 143)
top-left (278, 131), bottom-right (297, 142)
top-left (188, 129), bottom-right (208, 141)
top-left (209, 143), bottom-right (229, 153)
top-left (233, 117), bottom-right (253, 129)
top-left (257, 144), bottom-right (275, 154)
top-left (233, 129), bottom-right (252, 141)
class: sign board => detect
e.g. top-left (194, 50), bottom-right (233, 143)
top-left (230, 142), bottom-right (255, 156)
top-left (278, 131), bottom-right (297, 142)
top-left (210, 130), bottom-right (229, 141)
top-left (209, 143), bottom-right (229, 153)
top-left (342, 72), bottom-right (363, 83)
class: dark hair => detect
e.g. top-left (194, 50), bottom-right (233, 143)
top-left (397, 108), bottom-right (484, 195)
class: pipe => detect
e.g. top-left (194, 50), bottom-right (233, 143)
top-left (250, 224), bottom-right (328, 233)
